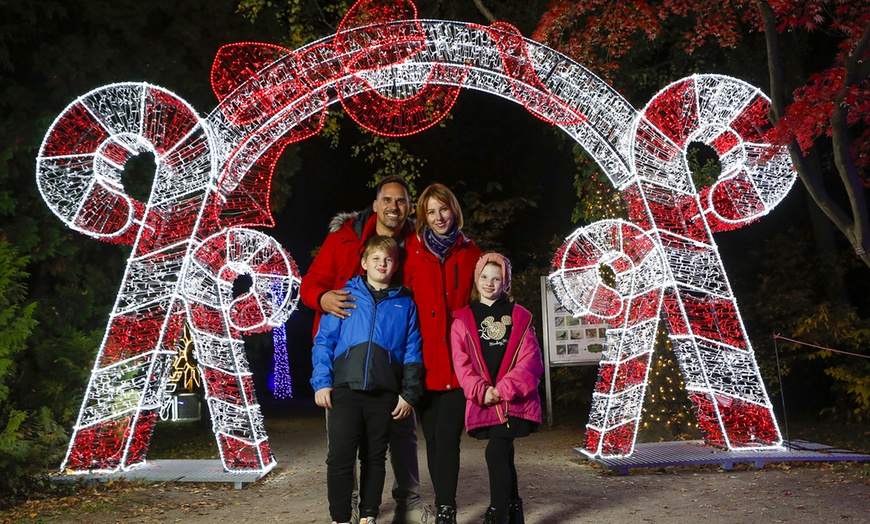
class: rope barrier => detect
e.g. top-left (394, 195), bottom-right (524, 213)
top-left (771, 333), bottom-right (869, 451)
top-left (772, 333), bottom-right (870, 359)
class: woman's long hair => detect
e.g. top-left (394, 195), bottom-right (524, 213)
top-left (415, 183), bottom-right (464, 236)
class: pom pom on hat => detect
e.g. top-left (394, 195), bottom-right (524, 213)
top-left (474, 252), bottom-right (512, 291)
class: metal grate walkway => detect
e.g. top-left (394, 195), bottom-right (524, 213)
top-left (581, 440), bottom-right (870, 475)
top-left (52, 460), bottom-right (268, 489)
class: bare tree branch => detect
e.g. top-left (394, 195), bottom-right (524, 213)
top-left (473, 0), bottom-right (497, 23)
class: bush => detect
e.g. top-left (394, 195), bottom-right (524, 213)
top-left (0, 238), bottom-right (46, 500)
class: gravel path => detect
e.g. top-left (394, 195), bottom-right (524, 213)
top-left (6, 404), bottom-right (869, 524)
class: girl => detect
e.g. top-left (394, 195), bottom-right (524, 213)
top-left (404, 183), bottom-right (482, 524)
top-left (450, 253), bottom-right (543, 524)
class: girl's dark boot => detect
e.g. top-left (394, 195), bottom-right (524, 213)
top-left (507, 498), bottom-right (524, 524)
top-left (482, 507), bottom-right (508, 524)
top-left (435, 505), bottom-right (457, 524)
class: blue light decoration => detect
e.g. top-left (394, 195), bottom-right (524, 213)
top-left (271, 280), bottom-right (293, 399)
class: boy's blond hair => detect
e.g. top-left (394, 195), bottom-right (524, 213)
top-left (362, 235), bottom-right (399, 260)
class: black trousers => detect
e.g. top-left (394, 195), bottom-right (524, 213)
top-left (417, 388), bottom-right (466, 507)
top-left (326, 388), bottom-right (397, 522)
top-left (485, 436), bottom-right (519, 514)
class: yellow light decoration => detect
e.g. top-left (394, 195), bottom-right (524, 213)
top-left (168, 323), bottom-right (201, 392)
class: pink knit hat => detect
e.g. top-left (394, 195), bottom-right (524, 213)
top-left (473, 252), bottom-right (512, 291)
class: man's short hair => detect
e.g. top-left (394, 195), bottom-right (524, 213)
top-left (375, 175), bottom-right (410, 197)
top-left (362, 235), bottom-right (400, 259)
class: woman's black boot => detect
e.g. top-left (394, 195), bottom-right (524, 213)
top-left (435, 505), bottom-right (456, 524)
top-left (507, 498), bottom-right (524, 524)
top-left (482, 507), bottom-right (508, 524)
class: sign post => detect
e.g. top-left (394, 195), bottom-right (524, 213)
top-left (540, 277), bottom-right (607, 426)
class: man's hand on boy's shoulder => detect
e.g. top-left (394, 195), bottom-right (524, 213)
top-left (320, 289), bottom-right (356, 319)
top-left (315, 387), bottom-right (333, 409)
top-left (392, 396), bottom-right (412, 420)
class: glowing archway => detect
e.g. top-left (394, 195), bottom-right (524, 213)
top-left (37, 0), bottom-right (792, 472)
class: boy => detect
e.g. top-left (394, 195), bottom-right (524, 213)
top-left (311, 235), bottom-right (423, 524)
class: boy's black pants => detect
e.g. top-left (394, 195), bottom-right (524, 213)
top-left (326, 388), bottom-right (397, 522)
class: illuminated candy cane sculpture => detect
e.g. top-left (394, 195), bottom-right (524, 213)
top-left (37, 0), bottom-right (793, 472)
top-left (551, 75), bottom-right (794, 456)
top-left (550, 219), bottom-right (670, 456)
top-left (37, 83), bottom-right (301, 473)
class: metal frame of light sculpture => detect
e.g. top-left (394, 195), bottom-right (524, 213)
top-left (36, 0), bottom-right (793, 472)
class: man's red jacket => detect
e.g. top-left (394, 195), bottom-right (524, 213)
top-left (299, 208), bottom-right (415, 338)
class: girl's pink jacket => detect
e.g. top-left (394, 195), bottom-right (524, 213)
top-left (450, 303), bottom-right (544, 433)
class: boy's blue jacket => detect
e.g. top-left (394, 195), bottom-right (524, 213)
top-left (310, 275), bottom-right (424, 405)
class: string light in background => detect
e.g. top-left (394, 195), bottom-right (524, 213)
top-left (641, 327), bottom-right (697, 438)
top-left (168, 322), bottom-right (201, 392)
top-left (271, 280), bottom-right (293, 399)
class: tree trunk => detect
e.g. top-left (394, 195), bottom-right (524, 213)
top-left (806, 186), bottom-right (850, 305)
top-left (757, 0), bottom-right (870, 270)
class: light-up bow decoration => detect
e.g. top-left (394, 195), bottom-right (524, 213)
top-left (36, 0), bottom-right (793, 472)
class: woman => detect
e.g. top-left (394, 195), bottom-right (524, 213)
top-left (405, 183), bottom-right (482, 524)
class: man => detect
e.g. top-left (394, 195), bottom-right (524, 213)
top-left (301, 175), bottom-right (433, 524)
